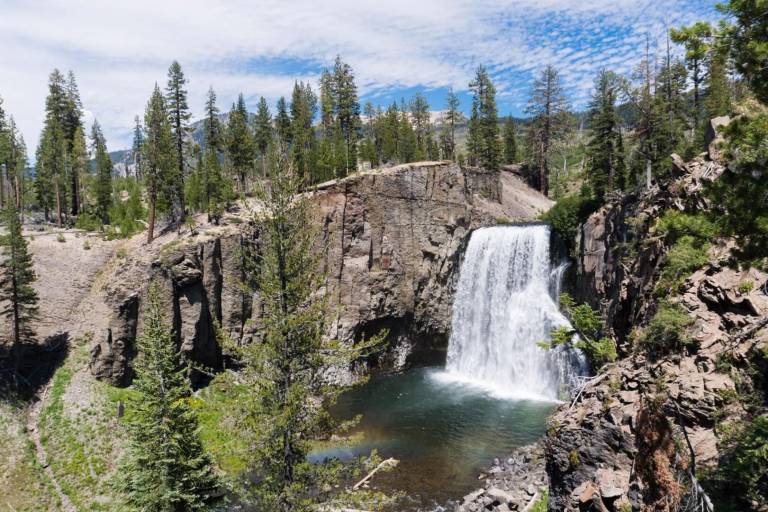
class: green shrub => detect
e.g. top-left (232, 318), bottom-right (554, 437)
top-left (116, 247), bottom-right (127, 259)
top-left (656, 210), bottom-right (718, 243)
top-left (656, 235), bottom-right (712, 294)
top-left (568, 449), bottom-right (580, 467)
top-left (56, 233), bottom-right (66, 243)
top-left (82, 240), bottom-right (91, 251)
top-left (708, 113), bottom-right (768, 263)
top-left (74, 212), bottom-right (102, 232)
top-left (542, 293), bottom-right (617, 370)
top-left (541, 194), bottom-right (599, 257)
top-left (108, 177), bottom-right (146, 239)
top-left (655, 211), bottom-right (718, 295)
top-left (635, 302), bottom-right (693, 355)
top-left (738, 280), bottom-right (754, 294)
top-left (714, 415), bottom-right (768, 509)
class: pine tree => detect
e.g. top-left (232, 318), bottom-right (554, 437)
top-left (117, 282), bottom-right (221, 511)
top-left (132, 116), bottom-right (145, 180)
top-left (64, 71), bottom-right (84, 215)
top-left (398, 99), bottom-right (417, 163)
top-left (142, 84), bottom-right (175, 243)
top-left (226, 94), bottom-right (254, 193)
top-left (0, 97), bottom-right (10, 209)
top-left (0, 201), bottom-right (38, 377)
top-left (203, 87), bottom-right (222, 153)
top-left (441, 88), bottom-right (461, 162)
top-left (502, 116), bottom-right (518, 165)
top-left (290, 81), bottom-right (318, 179)
top-left (468, 65), bottom-right (500, 170)
top-left (319, 70), bottom-right (335, 140)
top-left (670, 22), bottom-right (713, 129)
top-left (332, 56), bottom-right (361, 174)
top-left (704, 36), bottom-right (732, 119)
top-left (165, 61), bottom-right (190, 219)
top-left (240, 143), bottom-right (380, 511)
top-left (585, 70), bottom-right (626, 202)
top-left (201, 89), bottom-right (226, 223)
top-left (91, 121), bottom-right (112, 224)
top-left (525, 65), bottom-right (571, 195)
top-left (380, 102), bottom-right (401, 164)
top-left (410, 93), bottom-right (431, 159)
top-left (8, 126), bottom-right (27, 216)
top-left (253, 97), bottom-right (273, 177)
top-left (36, 69), bottom-right (69, 226)
top-left (275, 97), bottom-right (291, 145)
top-left (70, 124), bottom-right (88, 215)
top-left (718, 0), bottom-right (768, 104)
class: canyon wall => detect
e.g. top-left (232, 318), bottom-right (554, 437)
top-left (90, 161), bottom-right (552, 386)
top-left (546, 155), bottom-right (768, 511)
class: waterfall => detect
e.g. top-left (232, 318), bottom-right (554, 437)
top-left (441, 224), bottom-right (587, 402)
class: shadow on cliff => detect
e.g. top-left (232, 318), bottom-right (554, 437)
top-left (0, 332), bottom-right (70, 400)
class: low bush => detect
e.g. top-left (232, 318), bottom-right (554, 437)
top-left (634, 302), bottom-right (693, 355)
top-left (655, 211), bottom-right (718, 295)
top-left (712, 415), bottom-right (768, 509)
top-left (542, 293), bottom-right (617, 370)
top-left (541, 194), bottom-right (599, 257)
top-left (74, 212), bottom-right (102, 232)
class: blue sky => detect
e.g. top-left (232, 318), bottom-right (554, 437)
top-left (0, 0), bottom-right (721, 152)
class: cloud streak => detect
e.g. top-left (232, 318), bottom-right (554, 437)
top-left (0, 0), bottom-right (720, 151)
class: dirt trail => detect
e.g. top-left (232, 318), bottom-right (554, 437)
top-left (18, 228), bottom-right (121, 512)
top-left (27, 381), bottom-right (77, 512)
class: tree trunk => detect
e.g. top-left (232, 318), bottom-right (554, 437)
top-left (71, 172), bottom-right (79, 216)
top-left (645, 158), bottom-right (652, 190)
top-left (147, 194), bottom-right (156, 243)
top-left (55, 178), bottom-right (62, 227)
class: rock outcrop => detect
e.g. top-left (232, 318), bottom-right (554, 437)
top-left (457, 444), bottom-right (548, 512)
top-left (548, 155), bottom-right (768, 510)
top-left (91, 161), bottom-right (552, 386)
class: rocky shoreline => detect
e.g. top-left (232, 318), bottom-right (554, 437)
top-left (456, 444), bottom-right (547, 512)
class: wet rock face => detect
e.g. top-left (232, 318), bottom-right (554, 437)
top-left (91, 162), bottom-right (551, 386)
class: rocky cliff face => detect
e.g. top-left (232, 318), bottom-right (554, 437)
top-left (546, 155), bottom-right (768, 511)
top-left (90, 161), bottom-right (552, 386)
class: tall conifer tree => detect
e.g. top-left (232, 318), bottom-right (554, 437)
top-left (91, 121), bottom-right (113, 224)
top-left (253, 97), bottom-right (273, 177)
top-left (467, 65), bottom-right (500, 170)
top-left (585, 70), bottom-right (626, 201)
top-left (142, 84), bottom-right (175, 243)
top-left (165, 61), bottom-right (190, 219)
top-left (525, 65), bottom-right (570, 195)
top-left (502, 116), bottom-right (518, 165)
top-left (441, 88), bottom-right (461, 162)
top-left (0, 201), bottom-right (38, 377)
top-left (226, 94), bottom-right (254, 193)
top-left (117, 282), bottom-right (221, 510)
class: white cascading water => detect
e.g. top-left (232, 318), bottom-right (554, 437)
top-left (441, 224), bottom-right (587, 402)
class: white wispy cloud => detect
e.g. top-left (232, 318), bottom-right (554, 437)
top-left (0, 0), bottom-right (719, 151)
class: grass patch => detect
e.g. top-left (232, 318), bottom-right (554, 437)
top-left (195, 375), bottom-right (251, 475)
top-left (528, 488), bottom-right (549, 512)
top-left (0, 402), bottom-right (57, 511)
top-left (38, 340), bottom-right (128, 511)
